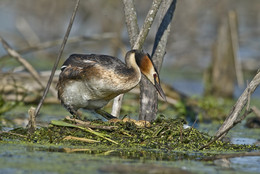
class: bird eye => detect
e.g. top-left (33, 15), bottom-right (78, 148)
top-left (153, 73), bottom-right (159, 83)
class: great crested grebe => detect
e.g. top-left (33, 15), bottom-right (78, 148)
top-left (57, 50), bottom-right (166, 119)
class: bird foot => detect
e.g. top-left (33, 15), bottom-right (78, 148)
top-left (95, 109), bottom-right (117, 120)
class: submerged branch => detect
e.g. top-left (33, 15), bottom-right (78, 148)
top-left (200, 75), bottom-right (259, 149)
top-left (215, 71), bottom-right (260, 139)
top-left (199, 108), bottom-right (253, 150)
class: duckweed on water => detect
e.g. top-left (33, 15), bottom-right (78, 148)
top-left (1, 116), bottom-right (259, 153)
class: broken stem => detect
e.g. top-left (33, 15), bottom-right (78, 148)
top-left (34, 0), bottom-right (80, 117)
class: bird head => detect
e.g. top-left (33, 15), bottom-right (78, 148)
top-left (130, 50), bottom-right (166, 101)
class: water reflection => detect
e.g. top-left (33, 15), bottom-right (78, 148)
top-left (1, 142), bottom-right (260, 174)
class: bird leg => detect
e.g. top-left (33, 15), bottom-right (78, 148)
top-left (95, 109), bottom-right (117, 120)
top-left (65, 105), bottom-right (82, 119)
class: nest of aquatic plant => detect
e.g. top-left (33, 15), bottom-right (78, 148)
top-left (1, 116), bottom-right (258, 152)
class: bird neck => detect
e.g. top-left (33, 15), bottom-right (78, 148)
top-left (124, 53), bottom-right (141, 87)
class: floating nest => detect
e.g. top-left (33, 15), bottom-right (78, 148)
top-left (1, 116), bottom-right (259, 153)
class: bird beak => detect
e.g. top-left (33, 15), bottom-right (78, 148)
top-left (154, 75), bottom-right (167, 101)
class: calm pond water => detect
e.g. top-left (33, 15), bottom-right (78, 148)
top-left (0, 141), bottom-right (260, 174)
top-left (1, 141), bottom-right (260, 174)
